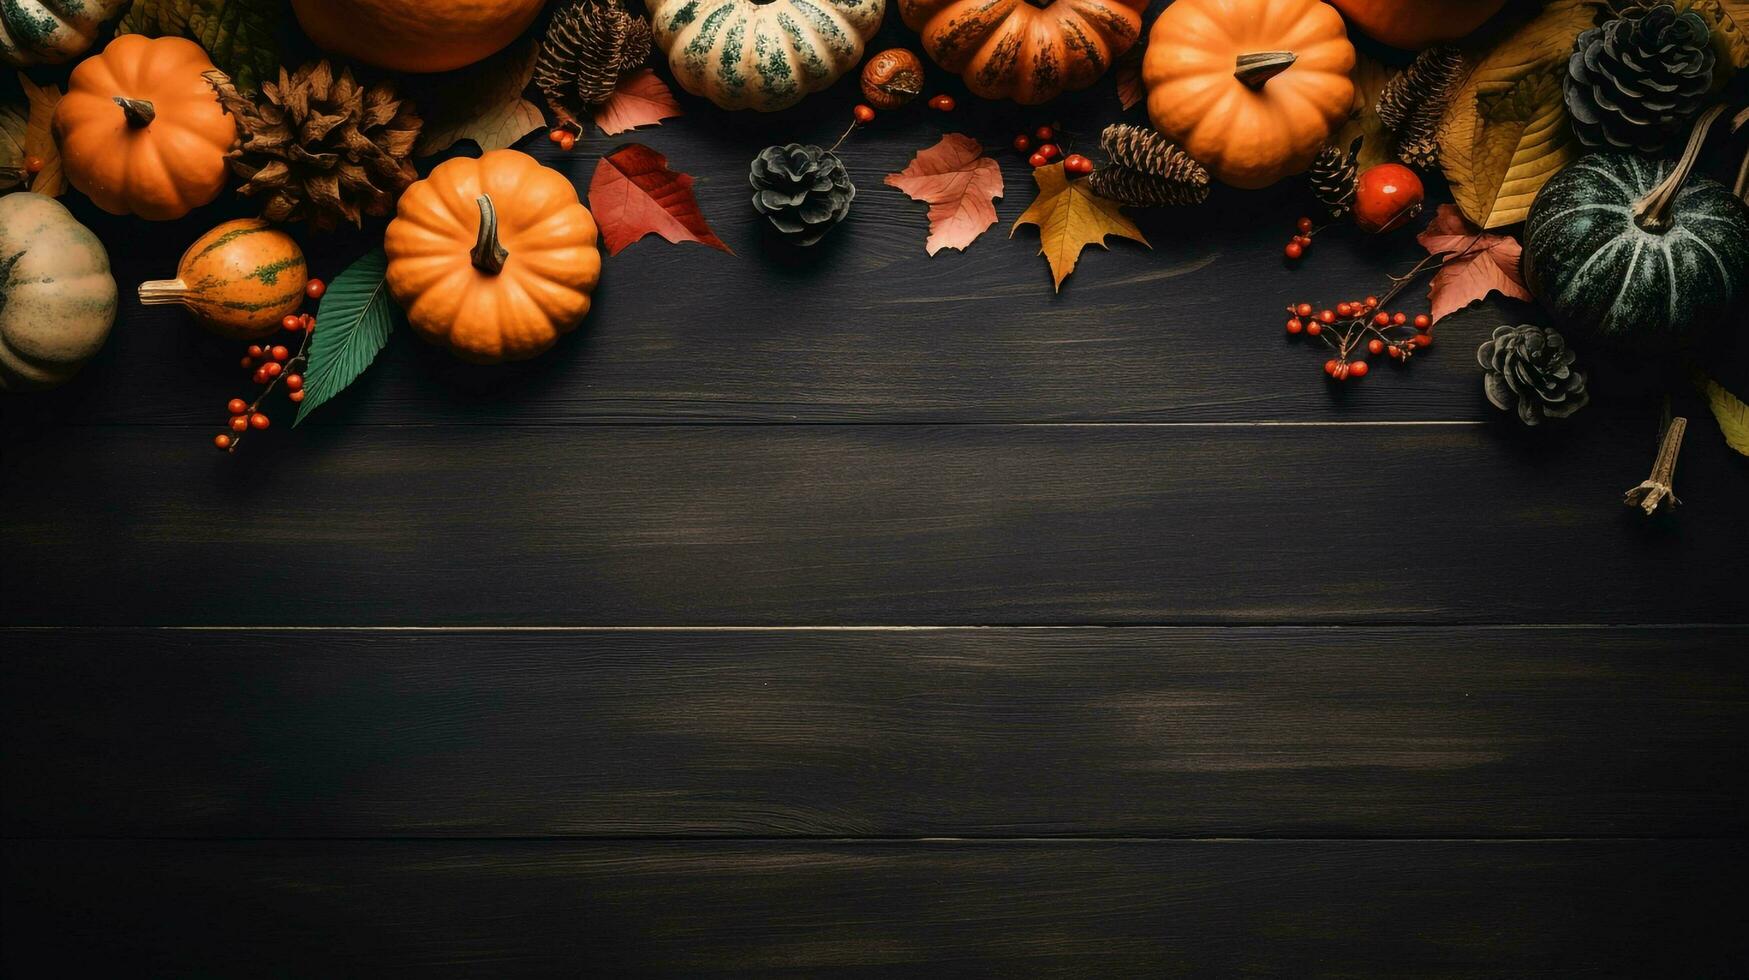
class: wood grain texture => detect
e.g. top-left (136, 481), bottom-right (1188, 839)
top-left (5, 839), bottom-right (1744, 977)
top-left (2, 422), bottom-right (1744, 626)
top-left (5, 627), bottom-right (1744, 839)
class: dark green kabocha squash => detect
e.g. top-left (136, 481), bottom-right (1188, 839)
top-left (1523, 140), bottom-right (1749, 351)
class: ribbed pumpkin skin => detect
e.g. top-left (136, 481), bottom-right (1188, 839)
top-left (0, 0), bottom-right (129, 66)
top-left (386, 150), bottom-right (601, 364)
top-left (291, 0), bottom-right (545, 73)
top-left (649, 0), bottom-right (885, 111)
top-left (1523, 154), bottom-right (1749, 351)
top-left (53, 35), bottom-right (235, 220)
top-left (900, 0), bottom-right (1146, 105)
top-left (1326, 0), bottom-right (1506, 50)
top-left (0, 193), bottom-right (117, 391)
top-left (141, 219), bottom-right (308, 340)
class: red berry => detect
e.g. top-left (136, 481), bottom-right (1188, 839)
top-left (240, 356), bottom-right (254, 369)
top-left (1414, 314), bottom-right (1432, 331)
top-left (1035, 125), bottom-right (1054, 141)
top-left (285, 374), bottom-right (303, 391)
top-left (302, 314), bottom-right (315, 332)
top-left (247, 345), bottom-right (264, 358)
top-left (1284, 241), bottom-right (1304, 260)
top-left (264, 362), bottom-right (283, 378)
top-left (1306, 322), bottom-right (1323, 337)
top-left (270, 345), bottom-right (289, 362)
top-left (1336, 302), bottom-right (1352, 317)
top-left (305, 279), bottom-right (326, 300)
top-left (227, 398), bottom-right (248, 415)
top-left (229, 415), bottom-right (249, 432)
top-left (1013, 135), bottom-right (1032, 153)
top-left (548, 128), bottom-right (568, 144)
top-left (1294, 235), bottom-right (1312, 247)
top-left (558, 134), bottom-right (576, 152)
top-left (1392, 312), bottom-right (1408, 326)
top-left (1367, 339), bottom-right (1385, 355)
top-left (1286, 317), bottom-right (1304, 334)
top-left (289, 390), bottom-right (305, 403)
top-left (929, 94), bottom-right (955, 111)
top-left (282, 314), bottom-right (302, 332)
top-left (1028, 152), bottom-right (1048, 168)
top-left (1388, 344), bottom-right (1404, 359)
top-left (1348, 360), bottom-right (1369, 378)
top-left (1364, 295), bottom-right (1379, 308)
top-left (214, 434), bottom-right (233, 450)
top-left (1064, 154), bottom-right (1093, 175)
top-left (1352, 163), bottom-right (1427, 234)
top-left (1318, 310), bottom-right (1336, 324)
top-left (24, 155), bottom-right (45, 174)
top-left (1324, 359), bottom-right (1339, 376)
top-left (1373, 311), bottom-right (1390, 327)
top-left (1296, 216), bottom-right (1314, 234)
top-left (1295, 303), bottom-right (1313, 318)
top-left (1410, 334), bottom-right (1432, 348)
top-left (853, 104), bottom-right (876, 124)
top-left (252, 368), bottom-right (269, 384)
top-left (1038, 143), bottom-right (1060, 161)
top-left (249, 413), bottom-right (270, 430)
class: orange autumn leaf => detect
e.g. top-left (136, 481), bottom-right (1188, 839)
top-left (1416, 204), bottom-right (1532, 323)
top-left (884, 133), bottom-right (1003, 256)
top-left (588, 143), bottom-right (731, 256)
top-left (1011, 162), bottom-right (1146, 291)
top-left (593, 69), bottom-right (683, 136)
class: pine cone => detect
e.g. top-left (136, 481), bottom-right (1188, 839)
top-left (1307, 136), bottom-right (1361, 218)
top-left (1090, 124), bottom-right (1209, 207)
top-left (1377, 47), bottom-right (1465, 168)
top-left (749, 144), bottom-right (855, 246)
top-left (1565, 4), bottom-right (1715, 152)
top-left (206, 63), bottom-right (422, 232)
top-left (535, 0), bottom-right (654, 127)
top-left (1478, 324), bottom-right (1590, 426)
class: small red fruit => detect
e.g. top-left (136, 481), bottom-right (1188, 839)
top-left (1286, 317), bottom-right (1304, 334)
top-left (1414, 314), bottom-right (1432, 331)
top-left (1324, 359), bottom-right (1339, 376)
top-left (1035, 125), bottom-right (1054, 141)
top-left (1388, 345), bottom-right (1404, 359)
top-left (1352, 163), bottom-right (1426, 234)
top-left (264, 362), bottom-right (283, 378)
top-left (1317, 309), bottom-right (1336, 324)
top-left (1373, 311), bottom-right (1390, 327)
top-left (24, 155), bottom-right (45, 174)
top-left (1296, 216), bottom-right (1313, 234)
top-left (252, 368), bottom-right (269, 384)
top-left (285, 374), bottom-right (303, 391)
top-left (270, 345), bottom-right (289, 362)
top-left (1037, 143), bottom-right (1060, 161)
top-left (1064, 154), bottom-right (1093, 175)
top-left (1284, 241), bottom-right (1304, 260)
top-left (1348, 360), bottom-right (1369, 378)
top-left (1306, 322), bottom-right (1322, 337)
top-left (302, 315), bottom-right (315, 332)
top-left (548, 128), bottom-right (568, 145)
top-left (229, 415), bottom-right (249, 432)
top-left (853, 104), bottom-right (876, 124)
top-left (1367, 339), bottom-right (1385, 355)
top-left (1028, 152), bottom-right (1048, 168)
top-left (1336, 302), bottom-right (1352, 317)
top-left (227, 398), bottom-right (248, 415)
top-left (1295, 303), bottom-right (1313, 318)
top-left (1013, 135), bottom-right (1032, 153)
top-left (928, 94), bottom-right (955, 111)
top-left (249, 413), bottom-right (270, 430)
top-left (1392, 312), bottom-right (1408, 326)
top-left (1364, 295), bottom-right (1379, 308)
top-left (1410, 334), bottom-right (1432, 347)
top-left (247, 345), bottom-right (264, 358)
top-left (214, 434), bottom-right (233, 450)
top-left (240, 356), bottom-right (254, 369)
top-left (305, 278), bottom-right (326, 300)
top-left (558, 134), bottom-right (576, 152)
top-left (289, 390), bottom-right (305, 403)
top-left (282, 314), bottom-right (303, 332)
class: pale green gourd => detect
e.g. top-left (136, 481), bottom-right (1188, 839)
top-left (0, 0), bottom-right (130, 67)
top-left (0, 193), bottom-right (118, 391)
top-left (648, 0), bottom-right (885, 111)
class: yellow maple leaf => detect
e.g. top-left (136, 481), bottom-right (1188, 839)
top-left (1010, 163), bottom-right (1147, 292)
top-left (17, 73), bottom-right (64, 199)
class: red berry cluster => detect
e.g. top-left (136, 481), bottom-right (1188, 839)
top-left (1284, 294), bottom-right (1434, 381)
top-left (1283, 215), bottom-right (1316, 261)
top-left (546, 127), bottom-right (577, 152)
top-left (214, 277), bottom-right (324, 452)
top-left (1013, 124), bottom-right (1090, 174)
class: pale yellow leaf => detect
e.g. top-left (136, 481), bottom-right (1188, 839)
top-left (1671, 0), bottom-right (1749, 70)
top-left (1010, 163), bottom-right (1147, 291)
top-left (1696, 374), bottom-right (1749, 456)
top-left (17, 73), bottom-right (63, 198)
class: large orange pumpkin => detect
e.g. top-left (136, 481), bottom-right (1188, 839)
top-left (53, 34), bottom-right (234, 220)
top-left (1142, 0), bottom-right (1355, 190)
top-left (385, 150), bottom-right (601, 364)
top-left (291, 0), bottom-right (545, 73)
top-left (900, 0), bottom-right (1148, 105)
top-left (1327, 0), bottom-right (1508, 50)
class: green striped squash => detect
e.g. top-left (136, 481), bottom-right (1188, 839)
top-left (1523, 152), bottom-right (1749, 351)
top-left (649, 0), bottom-right (885, 111)
top-left (0, 0), bottom-right (129, 67)
top-left (137, 219), bottom-right (309, 341)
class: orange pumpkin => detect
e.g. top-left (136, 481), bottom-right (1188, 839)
top-left (385, 149), bottom-right (600, 364)
top-left (900, 0), bottom-right (1147, 105)
top-left (1142, 0), bottom-right (1355, 190)
top-left (53, 34), bottom-right (234, 220)
top-left (1327, 0), bottom-right (1507, 50)
top-left (291, 0), bottom-right (546, 73)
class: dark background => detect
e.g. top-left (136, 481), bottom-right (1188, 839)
top-left (4, 2), bottom-right (1748, 974)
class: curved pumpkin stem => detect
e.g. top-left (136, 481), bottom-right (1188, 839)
top-left (137, 278), bottom-right (192, 307)
top-left (113, 97), bottom-right (156, 128)
top-left (1633, 104), bottom-right (1727, 233)
top-left (1235, 52), bottom-right (1296, 90)
top-left (471, 195), bottom-right (509, 275)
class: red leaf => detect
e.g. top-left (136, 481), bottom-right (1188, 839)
top-left (588, 144), bottom-right (731, 256)
top-left (1115, 50), bottom-right (1143, 111)
top-left (1416, 204), bottom-right (1532, 323)
top-left (593, 69), bottom-right (683, 136)
top-left (884, 134), bottom-right (1004, 255)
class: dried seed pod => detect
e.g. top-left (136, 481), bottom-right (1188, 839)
top-left (860, 48), bottom-right (924, 110)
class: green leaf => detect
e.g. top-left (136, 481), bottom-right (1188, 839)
top-left (117, 0), bottom-right (283, 92)
top-left (295, 248), bottom-right (399, 426)
top-left (410, 40), bottom-right (545, 157)
top-left (1696, 374), bottom-right (1749, 456)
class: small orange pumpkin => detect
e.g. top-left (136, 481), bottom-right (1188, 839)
top-left (138, 219), bottom-right (308, 340)
top-left (1142, 0), bottom-right (1355, 190)
top-left (901, 0), bottom-right (1148, 105)
top-left (385, 149), bottom-right (601, 364)
top-left (1327, 0), bottom-right (1508, 50)
top-left (53, 34), bottom-right (234, 220)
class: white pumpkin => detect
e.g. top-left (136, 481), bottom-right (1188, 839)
top-left (0, 0), bottom-right (129, 67)
top-left (648, 0), bottom-right (885, 111)
top-left (0, 193), bottom-right (117, 391)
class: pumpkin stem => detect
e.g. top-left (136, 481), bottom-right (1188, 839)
top-left (113, 97), bottom-right (156, 128)
top-left (1234, 52), bottom-right (1296, 90)
top-left (471, 194), bottom-right (509, 275)
top-left (137, 278), bottom-right (192, 307)
top-left (1632, 104), bottom-right (1727, 233)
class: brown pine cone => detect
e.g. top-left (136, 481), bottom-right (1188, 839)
top-left (1089, 165), bottom-right (1209, 207)
top-left (206, 62), bottom-right (422, 231)
top-left (1092, 124), bottom-right (1209, 207)
top-left (1377, 46), bottom-right (1465, 168)
top-left (535, 0), bottom-right (654, 127)
top-left (1307, 136), bottom-right (1361, 218)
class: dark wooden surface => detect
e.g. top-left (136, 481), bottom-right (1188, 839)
top-left (3, 5), bottom-right (1748, 972)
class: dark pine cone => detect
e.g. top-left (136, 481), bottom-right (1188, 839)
top-left (1376, 47), bottom-right (1466, 168)
top-left (535, 0), bottom-right (654, 127)
top-left (749, 144), bottom-right (855, 246)
top-left (1089, 123), bottom-right (1209, 207)
top-left (1307, 136), bottom-right (1361, 218)
top-left (1478, 324), bottom-right (1590, 426)
top-left (1565, 3), bottom-right (1715, 152)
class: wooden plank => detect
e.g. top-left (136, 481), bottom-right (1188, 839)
top-left (4, 839), bottom-right (1743, 976)
top-left (1, 423), bottom-right (1744, 626)
top-left (4, 627), bottom-right (1744, 839)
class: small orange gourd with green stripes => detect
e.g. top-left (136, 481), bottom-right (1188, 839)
top-left (138, 219), bottom-right (307, 340)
